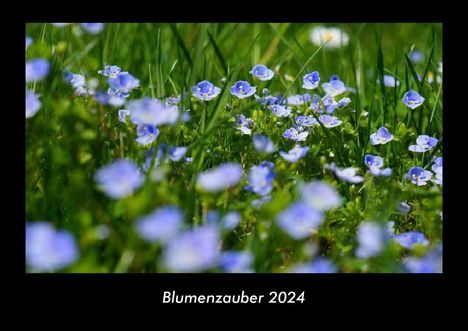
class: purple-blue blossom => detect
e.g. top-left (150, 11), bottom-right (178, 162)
top-left (406, 166), bottom-right (433, 186)
top-left (356, 222), bottom-right (386, 259)
top-left (26, 58), bottom-right (50, 83)
top-left (287, 93), bottom-right (311, 105)
top-left (135, 124), bottom-right (159, 145)
top-left (245, 161), bottom-right (276, 196)
top-left (134, 205), bottom-right (183, 243)
top-left (235, 114), bottom-right (254, 135)
top-left (370, 127), bottom-right (393, 145)
top-left (270, 104), bottom-right (292, 117)
top-left (392, 231), bottom-right (429, 249)
top-left (192, 80), bottom-right (221, 101)
top-left (26, 36), bottom-right (33, 49)
top-left (404, 245), bottom-right (442, 273)
top-left (26, 90), bottom-right (41, 119)
top-left (282, 127), bottom-right (309, 141)
top-left (431, 157), bottom-right (442, 185)
top-left (319, 114), bottom-right (342, 128)
top-left (250, 64), bottom-right (274, 81)
top-left (279, 145), bottom-right (309, 163)
top-left (322, 78), bottom-right (347, 96)
top-left (221, 212), bottom-right (241, 230)
top-left (364, 154), bottom-right (392, 176)
top-left (230, 80), bottom-right (256, 98)
top-left (381, 75), bottom-right (400, 87)
top-left (98, 65), bottom-right (121, 79)
top-left (302, 71), bottom-right (320, 89)
top-left (408, 135), bottom-right (438, 152)
top-left (128, 98), bottom-right (179, 126)
top-left (276, 202), bottom-right (324, 239)
top-left (409, 50), bottom-right (424, 63)
top-left (253, 134), bottom-right (276, 154)
top-left (402, 90), bottom-right (425, 109)
top-left (290, 258), bottom-right (337, 273)
top-left (108, 72), bottom-right (139, 93)
top-left (168, 146), bottom-right (188, 161)
top-left (95, 159), bottom-right (144, 199)
top-left (197, 163), bottom-right (243, 192)
top-left (295, 115), bottom-right (318, 127)
top-left (220, 251), bottom-right (253, 273)
top-left (300, 181), bottom-right (341, 211)
top-left (80, 23), bottom-right (105, 34)
top-left (118, 109), bottom-right (130, 123)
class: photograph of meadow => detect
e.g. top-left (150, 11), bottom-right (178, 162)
top-left (25, 23), bottom-right (442, 273)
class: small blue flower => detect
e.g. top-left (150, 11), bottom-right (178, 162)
top-left (302, 71), bottom-right (320, 89)
top-left (250, 64), bottom-right (274, 81)
top-left (256, 95), bottom-right (284, 106)
top-left (253, 134), bottom-right (276, 154)
top-left (300, 181), bottom-right (341, 211)
top-left (276, 202), bottom-right (324, 240)
top-left (235, 114), bottom-right (254, 135)
top-left (163, 225), bottom-right (220, 272)
top-left (327, 163), bottom-right (363, 183)
top-left (397, 202), bottom-right (411, 214)
top-left (128, 98), bottom-right (179, 126)
top-left (230, 80), bottom-right (256, 98)
top-left (392, 231), bottom-right (429, 249)
top-left (322, 78), bottom-right (346, 96)
top-left (135, 124), bottom-right (159, 145)
top-left (402, 90), bottom-right (425, 109)
top-left (26, 90), bottom-right (41, 118)
top-left (287, 93), bottom-right (311, 105)
top-left (364, 154), bottom-right (392, 176)
top-left (221, 212), bottom-right (241, 230)
top-left (356, 222), bottom-right (386, 259)
top-left (118, 109), bottom-right (130, 123)
top-left (192, 80), bottom-right (222, 101)
top-left (80, 23), bottom-right (105, 34)
top-left (282, 127), bottom-right (309, 141)
top-left (408, 135), bottom-right (438, 152)
top-left (337, 97), bottom-right (351, 108)
top-left (63, 71), bottom-right (87, 93)
top-left (381, 75), bottom-right (400, 87)
top-left (168, 146), bottom-right (188, 161)
top-left (270, 104), bottom-right (292, 117)
top-left (404, 245), bottom-right (442, 273)
top-left (370, 127), bottom-right (393, 145)
top-left (295, 115), bottom-right (318, 127)
top-left (290, 258), bottom-right (337, 273)
top-left (409, 50), bottom-right (424, 63)
top-left (197, 163), bottom-right (243, 192)
top-left (26, 36), bottom-right (33, 49)
top-left (98, 65), bottom-right (121, 79)
top-left (431, 157), bottom-right (442, 185)
top-left (94, 91), bottom-right (125, 107)
top-left (95, 159), bottom-right (144, 199)
top-left (245, 161), bottom-right (276, 196)
top-left (26, 222), bottom-right (79, 271)
top-left (26, 58), bottom-right (50, 83)
top-left (108, 72), bottom-right (139, 93)
top-left (134, 205), bottom-right (183, 243)
top-left (220, 251), bottom-right (253, 273)
top-left (319, 114), bottom-right (342, 128)
top-left (279, 145), bottom-right (310, 163)
top-left (406, 166), bottom-right (433, 186)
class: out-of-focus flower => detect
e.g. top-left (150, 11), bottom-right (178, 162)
top-left (282, 127), bottom-right (308, 141)
top-left (108, 72), bottom-right (139, 93)
top-left (279, 145), bottom-right (310, 163)
top-left (397, 202), bottom-right (411, 214)
top-left (221, 212), bottom-right (241, 230)
top-left (26, 222), bottom-right (79, 271)
top-left (431, 157), bottom-right (442, 185)
top-left (380, 75), bottom-right (400, 87)
top-left (402, 90), bottom-right (425, 109)
top-left (135, 124), bottom-right (159, 145)
top-left (256, 94), bottom-right (284, 106)
top-left (329, 163), bottom-right (364, 183)
top-left (26, 90), bottom-right (41, 118)
top-left (197, 163), bottom-right (243, 192)
top-left (26, 59), bottom-right (50, 83)
top-left (163, 225), bottom-right (220, 272)
top-left (192, 80), bottom-right (221, 101)
top-left (270, 104), bottom-right (292, 117)
top-left (168, 146), bottom-right (188, 161)
top-left (287, 93), bottom-right (311, 105)
top-left (245, 161), bottom-right (276, 196)
top-left (356, 222), bottom-right (385, 259)
top-left (252, 195), bottom-right (272, 209)
top-left (392, 231), bottom-right (429, 249)
top-left (408, 135), bottom-right (438, 152)
top-left (370, 127), bottom-right (393, 145)
top-left (364, 154), bottom-right (392, 176)
top-left (404, 245), bottom-right (442, 273)
top-left (134, 205), bottom-right (183, 243)
top-left (277, 202), bottom-right (324, 239)
top-left (118, 109), bottom-right (130, 123)
top-left (98, 65), bottom-right (121, 79)
top-left (300, 181), bottom-right (341, 211)
top-left (322, 78), bottom-right (347, 96)
top-left (295, 115), bottom-right (318, 127)
top-left (235, 114), bottom-right (254, 135)
top-left (310, 26), bottom-right (349, 48)
top-left (290, 258), bottom-right (337, 273)
top-left (220, 251), bottom-right (253, 273)
top-left (51, 23), bottom-right (70, 27)
top-left (253, 134), bottom-right (276, 154)
top-left (302, 71), bottom-right (320, 89)
top-left (80, 23), bottom-right (105, 34)
top-left (95, 159), bottom-right (144, 199)
top-left (405, 166), bottom-right (433, 186)
top-left (250, 64), bottom-right (274, 81)
top-left (26, 36), bottom-right (33, 49)
top-left (128, 98), bottom-right (179, 126)
top-left (409, 50), bottom-right (424, 63)
top-left (230, 80), bottom-right (256, 98)
top-left (319, 114), bottom-right (342, 128)
top-left (94, 91), bottom-right (125, 107)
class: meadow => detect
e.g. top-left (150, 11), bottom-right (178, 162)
top-left (25, 23), bottom-right (443, 273)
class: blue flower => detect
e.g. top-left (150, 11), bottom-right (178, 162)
top-left (392, 231), bottom-right (429, 249)
top-left (80, 23), bottom-right (105, 34)
top-left (287, 93), bottom-right (311, 105)
top-left (431, 157), bottom-right (442, 185)
top-left (98, 65), bottom-right (121, 79)
top-left (134, 205), bottom-right (183, 243)
top-left (409, 50), bottom-right (424, 63)
top-left (397, 201), bottom-right (411, 214)
top-left (406, 166), bottom-right (433, 186)
top-left (356, 222), bottom-right (385, 259)
top-left (220, 251), bottom-right (253, 273)
top-left (279, 145), bottom-right (309, 163)
top-left (26, 36), bottom-right (33, 49)
top-left (26, 90), bottom-right (41, 118)
top-left (270, 104), bottom-right (292, 117)
top-left (252, 195), bottom-right (272, 209)
top-left (402, 90), bottom-right (425, 109)
top-left (63, 71), bottom-right (86, 89)
top-left (295, 115), bottom-right (318, 127)
top-left (118, 109), bottom-right (130, 123)
top-left (370, 127), bottom-right (393, 145)
top-left (337, 97), bottom-right (351, 108)
top-left (364, 154), bottom-right (392, 176)
top-left (192, 80), bottom-right (222, 101)
top-left (163, 225), bottom-right (220, 272)
top-left (276, 202), bottom-right (324, 239)
top-left (245, 161), bottom-right (276, 196)
top-left (26, 222), bottom-right (79, 271)
top-left (128, 98), bottom-right (179, 126)
top-left (319, 114), bottom-right (342, 128)
top-left (26, 58), bottom-right (50, 83)
top-left (168, 146), bottom-right (188, 161)
top-left (300, 181), bottom-right (341, 211)
top-left (235, 114), bottom-right (254, 135)
top-left (256, 95), bottom-right (284, 106)
top-left (135, 124), bottom-right (159, 145)
top-left (221, 212), bottom-right (241, 230)
top-left (327, 163), bottom-right (364, 183)
top-left (404, 245), bottom-right (442, 273)
top-left (322, 78), bottom-right (346, 96)
top-left (408, 135), bottom-right (438, 152)
top-left (95, 159), bottom-right (144, 199)
top-left (250, 64), bottom-right (274, 81)
top-left (282, 127), bottom-right (309, 141)
top-left (302, 71), bottom-right (320, 89)
top-left (230, 80), bottom-right (256, 98)
top-left (108, 72), bottom-right (139, 93)
top-left (253, 134), bottom-right (276, 154)
top-left (197, 163), bottom-right (243, 192)
top-left (381, 75), bottom-right (400, 87)
top-left (94, 91), bottom-right (125, 107)
top-left (290, 258), bottom-right (337, 273)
